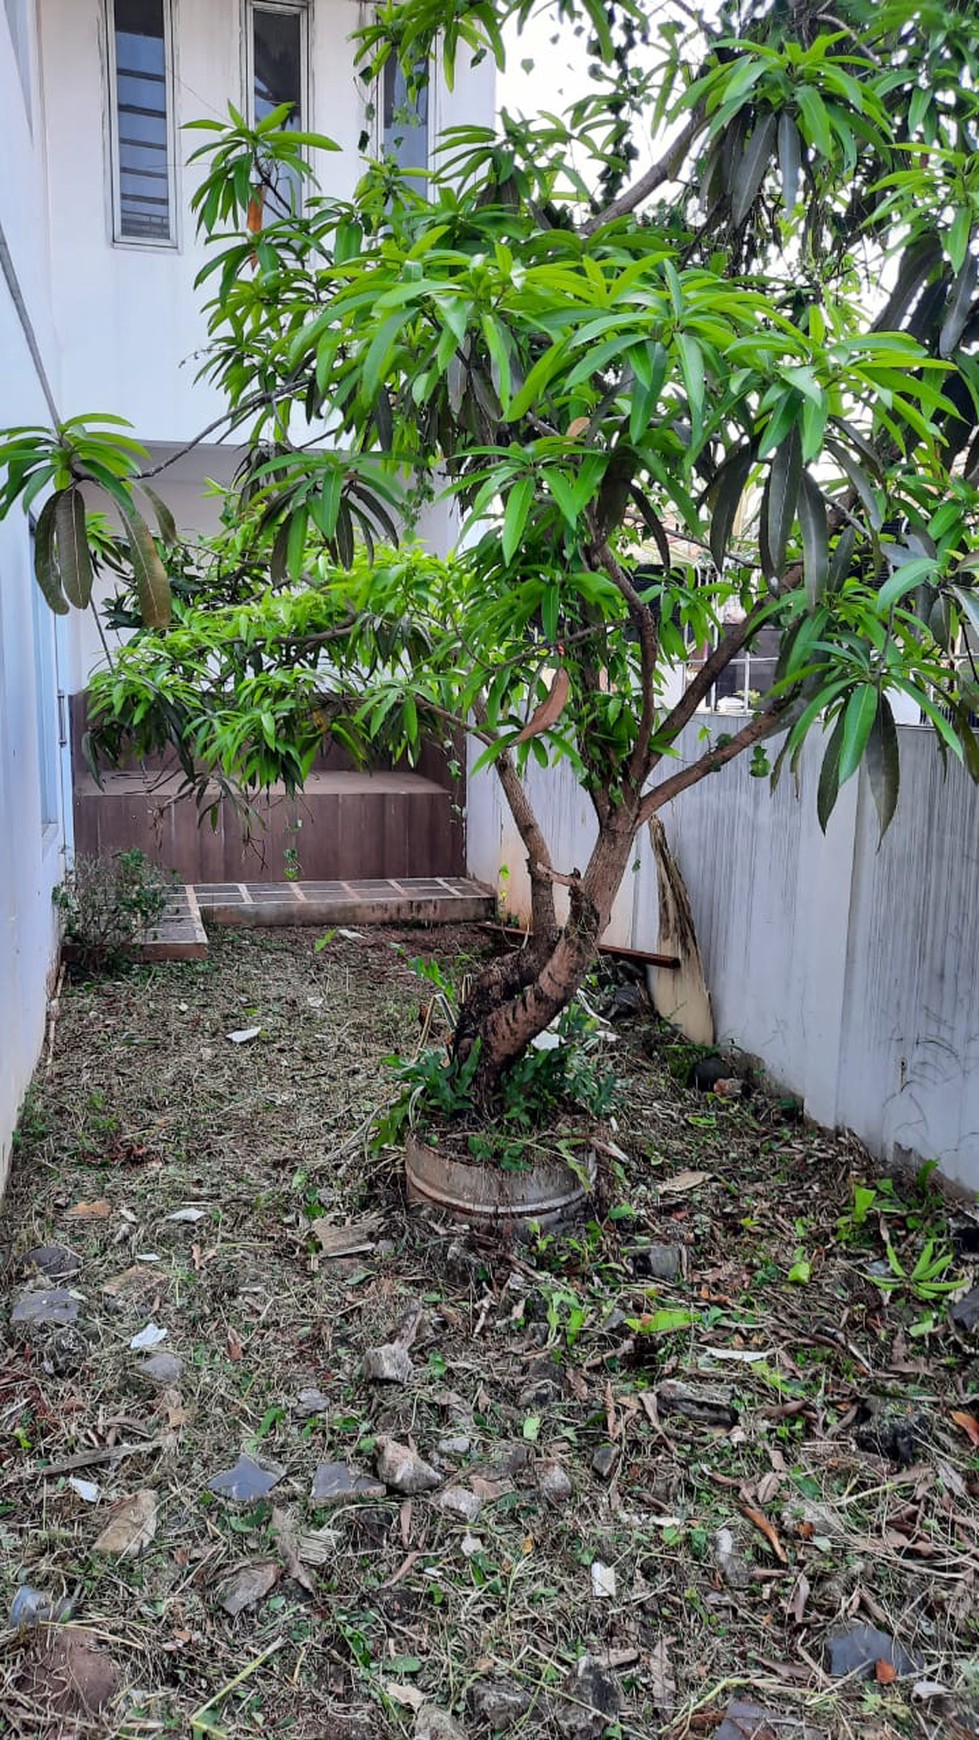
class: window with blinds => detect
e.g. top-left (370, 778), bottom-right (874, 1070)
top-left (110, 0), bottom-right (174, 243)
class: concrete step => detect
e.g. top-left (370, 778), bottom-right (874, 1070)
top-left (131, 877), bottom-right (495, 959)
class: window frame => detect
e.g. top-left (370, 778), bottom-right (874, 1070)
top-left (374, 53), bottom-right (436, 190)
top-left (243, 0), bottom-right (311, 135)
top-left (105, 0), bottom-right (179, 251)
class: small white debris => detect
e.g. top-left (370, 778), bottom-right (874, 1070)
top-left (226, 1026), bottom-right (261, 1044)
top-left (337, 928), bottom-right (366, 941)
top-left (130, 1321), bottom-right (168, 1350)
top-left (68, 1478), bottom-right (101, 1503)
top-left (591, 1561), bottom-right (617, 1600)
top-left (461, 1531), bottom-right (484, 1558)
top-left (165, 1207), bottom-right (207, 1223)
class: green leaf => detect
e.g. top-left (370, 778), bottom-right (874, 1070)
top-left (939, 252), bottom-right (978, 359)
top-left (32, 492), bottom-right (70, 615)
top-left (676, 334), bottom-right (705, 440)
top-left (795, 86), bottom-right (833, 159)
top-left (708, 443), bottom-right (755, 569)
top-left (777, 110), bottom-right (803, 216)
top-left (817, 708), bottom-right (846, 833)
top-left (838, 683), bottom-right (878, 786)
top-left (764, 424), bottom-right (802, 579)
top-left (502, 475), bottom-right (534, 564)
top-left (798, 471), bottom-right (829, 607)
top-left (731, 110), bottom-right (777, 227)
top-left (54, 487), bottom-right (94, 609)
top-left (119, 505), bottom-right (172, 628)
top-left (864, 692), bottom-right (899, 838)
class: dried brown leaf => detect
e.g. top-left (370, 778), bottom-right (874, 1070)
top-left (740, 1504), bottom-right (789, 1564)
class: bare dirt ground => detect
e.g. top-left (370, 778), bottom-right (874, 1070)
top-left (2, 923), bottom-right (979, 1740)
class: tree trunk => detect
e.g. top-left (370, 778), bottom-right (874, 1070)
top-left (457, 804), bottom-right (639, 1103)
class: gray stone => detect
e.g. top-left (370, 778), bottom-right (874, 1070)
top-left (487, 1440), bottom-right (533, 1478)
top-left (11, 1288), bottom-right (80, 1328)
top-left (715, 1701), bottom-right (825, 1740)
top-left (629, 1243), bottom-right (682, 1281)
top-left (657, 1379), bottom-right (736, 1426)
top-left (714, 1526), bottom-right (751, 1590)
top-left (950, 1287), bottom-right (979, 1333)
top-left (23, 1244), bottom-right (81, 1282)
top-left (519, 1359), bottom-right (565, 1409)
top-left (208, 1454), bottom-right (284, 1503)
top-left (826, 1623), bottom-right (917, 1681)
top-left (437, 1435), bottom-right (472, 1458)
top-left (433, 1486), bottom-right (483, 1523)
top-left (310, 1461), bottom-right (385, 1505)
top-left (376, 1437), bottom-right (441, 1495)
top-left (363, 1343), bottom-right (414, 1384)
top-left (537, 1459), bottom-right (574, 1505)
top-left (133, 1351), bottom-right (183, 1387)
top-left (553, 1657), bottom-right (621, 1739)
top-left (41, 1327), bottom-right (88, 1375)
top-left (591, 1444), bottom-right (619, 1481)
top-left (468, 1678), bottom-right (531, 1730)
top-left (415, 1705), bottom-right (466, 1740)
top-left (292, 1388), bottom-right (330, 1421)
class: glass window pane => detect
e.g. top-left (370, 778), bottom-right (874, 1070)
top-left (383, 60), bottom-right (429, 188)
top-left (114, 0), bottom-right (170, 240)
top-left (253, 6), bottom-right (302, 126)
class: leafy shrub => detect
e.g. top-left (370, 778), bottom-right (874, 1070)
top-left (54, 850), bottom-right (174, 974)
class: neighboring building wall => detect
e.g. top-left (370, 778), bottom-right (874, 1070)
top-left (0, 0), bottom-right (71, 1189)
top-left (466, 722), bottom-right (979, 1194)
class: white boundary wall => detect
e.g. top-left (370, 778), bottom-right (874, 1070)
top-left (0, 2), bottom-right (70, 1193)
top-left (467, 719), bottom-right (979, 1194)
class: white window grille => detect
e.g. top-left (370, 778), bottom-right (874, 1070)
top-left (107, 0), bottom-right (176, 246)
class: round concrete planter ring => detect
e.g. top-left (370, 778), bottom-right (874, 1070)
top-left (404, 1133), bottom-right (597, 1233)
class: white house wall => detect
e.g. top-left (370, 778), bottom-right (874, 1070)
top-left (0, 0), bottom-right (70, 1192)
top-left (466, 722), bottom-right (979, 1193)
top-left (40, 0), bottom-right (496, 444)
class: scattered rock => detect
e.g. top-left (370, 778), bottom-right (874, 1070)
top-left (94, 1489), bottom-right (158, 1558)
top-left (10, 1586), bottom-right (74, 1629)
top-left (133, 1351), bottom-right (183, 1387)
top-left (16, 1627), bottom-right (119, 1717)
top-left (657, 1379), bottom-right (736, 1426)
top-left (553, 1656), bottom-right (621, 1738)
top-left (209, 1454), bottom-right (284, 1503)
top-left (537, 1459), bottom-right (574, 1505)
top-left (313, 1215), bottom-right (381, 1259)
top-left (11, 1288), bottom-right (80, 1328)
top-left (363, 1343), bottom-right (414, 1384)
top-left (22, 1244), bottom-right (81, 1282)
top-left (309, 1462), bottom-right (386, 1504)
top-left (292, 1387), bottom-right (330, 1421)
top-left (41, 1325), bottom-right (89, 1375)
top-left (68, 1477), bottom-right (101, 1504)
top-left (437, 1434), bottom-right (472, 1458)
top-left (468, 1678), bottom-right (531, 1730)
top-left (629, 1243), bottom-right (682, 1281)
top-left (591, 1444), bottom-right (619, 1481)
top-left (715, 1700), bottom-right (825, 1740)
top-left (519, 1358), bottom-right (565, 1409)
top-left (433, 1485), bottom-right (483, 1523)
top-left (714, 1526), bottom-right (751, 1590)
top-left (376, 1437), bottom-right (441, 1495)
top-left (855, 1400), bottom-right (924, 1467)
top-left (219, 1559), bottom-right (281, 1616)
top-left (393, 1299), bottom-right (431, 1348)
top-left (826, 1622), bottom-right (917, 1680)
top-left (486, 1440), bottom-right (532, 1478)
top-left (461, 1531), bottom-right (483, 1557)
top-left (591, 1561), bottom-right (617, 1600)
top-left (415, 1704), bottom-right (466, 1740)
top-left (950, 1288), bottom-right (979, 1333)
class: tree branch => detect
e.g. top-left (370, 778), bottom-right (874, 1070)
top-left (582, 111), bottom-right (705, 236)
top-left (637, 701), bottom-right (786, 824)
